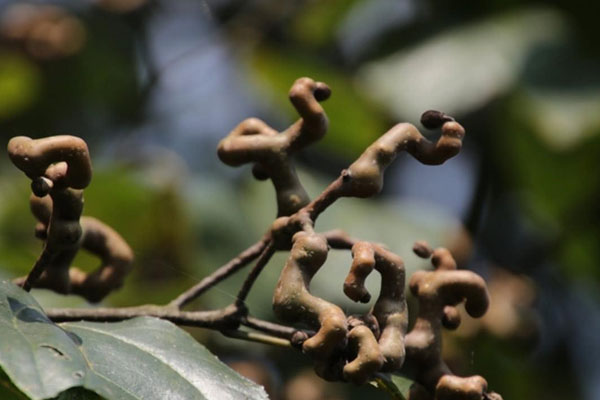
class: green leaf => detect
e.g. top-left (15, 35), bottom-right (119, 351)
top-left (0, 279), bottom-right (88, 399)
top-left (59, 318), bottom-right (268, 400)
top-left (290, 1), bottom-right (359, 46)
top-left (389, 374), bottom-right (415, 398)
top-left (371, 373), bottom-right (414, 400)
top-left (0, 280), bottom-right (268, 400)
top-left (0, 368), bottom-right (29, 400)
top-left (358, 7), bottom-right (567, 120)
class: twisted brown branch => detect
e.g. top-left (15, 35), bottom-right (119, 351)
top-left (217, 77), bottom-right (330, 217)
top-left (8, 136), bottom-right (133, 302)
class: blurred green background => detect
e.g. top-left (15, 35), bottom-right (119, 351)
top-left (1, 0), bottom-right (599, 399)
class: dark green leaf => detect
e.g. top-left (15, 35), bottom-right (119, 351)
top-left (371, 373), bottom-right (414, 400)
top-left (358, 8), bottom-right (567, 120)
top-left (0, 280), bottom-right (268, 400)
top-left (0, 279), bottom-right (90, 400)
top-left (60, 317), bottom-right (268, 400)
top-left (0, 368), bottom-right (29, 400)
top-left (389, 374), bottom-right (414, 398)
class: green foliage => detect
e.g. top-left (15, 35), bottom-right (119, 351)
top-left (0, 368), bottom-right (28, 400)
top-left (372, 374), bottom-right (413, 400)
top-left (0, 52), bottom-right (40, 121)
top-left (290, 1), bottom-right (359, 46)
top-left (0, 167), bottom-right (197, 306)
top-left (497, 94), bottom-right (600, 281)
top-left (0, 280), bottom-right (268, 400)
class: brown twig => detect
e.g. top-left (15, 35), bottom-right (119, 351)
top-left (169, 235), bottom-right (271, 309)
top-left (242, 316), bottom-right (303, 339)
top-left (46, 305), bottom-right (305, 348)
top-left (235, 242), bottom-right (276, 307)
top-left (46, 304), bottom-right (244, 330)
top-left (220, 329), bottom-right (292, 348)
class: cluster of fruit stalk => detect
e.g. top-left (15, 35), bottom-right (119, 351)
top-left (7, 77), bottom-right (502, 400)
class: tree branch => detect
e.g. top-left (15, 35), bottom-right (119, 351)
top-left (220, 329), bottom-right (292, 348)
top-left (7, 101), bottom-right (500, 396)
top-left (242, 315), bottom-right (304, 339)
top-left (46, 304), bottom-right (306, 348)
top-left (45, 304), bottom-right (244, 330)
top-left (235, 242), bottom-right (276, 307)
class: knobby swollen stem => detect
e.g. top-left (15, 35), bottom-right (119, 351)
top-left (8, 77), bottom-right (502, 399)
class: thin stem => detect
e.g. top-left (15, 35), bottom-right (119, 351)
top-left (171, 164), bottom-right (359, 313)
top-left (304, 176), bottom-right (345, 222)
top-left (243, 316), bottom-right (302, 339)
top-left (220, 329), bottom-right (291, 348)
top-left (46, 305), bottom-right (297, 348)
top-left (169, 235), bottom-right (270, 309)
top-left (235, 243), bottom-right (276, 307)
top-left (21, 247), bottom-right (55, 292)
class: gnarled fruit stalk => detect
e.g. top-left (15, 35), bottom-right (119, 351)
top-left (8, 135), bottom-right (133, 302)
top-left (405, 241), bottom-right (499, 400)
top-left (340, 111), bottom-right (464, 199)
top-left (273, 231), bottom-right (347, 380)
top-left (344, 242), bottom-right (408, 372)
top-left (217, 77), bottom-right (330, 216)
